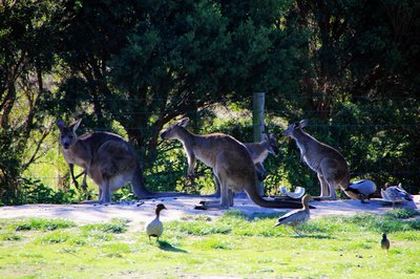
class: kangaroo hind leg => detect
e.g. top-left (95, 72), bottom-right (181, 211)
top-left (99, 179), bottom-right (111, 204)
top-left (196, 170), bottom-right (230, 210)
top-left (314, 173), bottom-right (331, 200)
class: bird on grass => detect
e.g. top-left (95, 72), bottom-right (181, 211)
top-left (146, 203), bottom-right (166, 241)
top-left (381, 233), bottom-right (390, 251)
top-left (274, 194), bottom-right (312, 235)
top-left (381, 183), bottom-right (413, 208)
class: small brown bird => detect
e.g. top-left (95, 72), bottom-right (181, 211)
top-left (274, 194), bottom-right (312, 235)
top-left (146, 203), bottom-right (166, 241)
top-left (381, 233), bottom-right (390, 251)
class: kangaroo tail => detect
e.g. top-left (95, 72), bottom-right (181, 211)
top-left (131, 169), bottom-right (153, 197)
top-left (245, 183), bottom-right (313, 209)
top-left (339, 172), bottom-right (351, 190)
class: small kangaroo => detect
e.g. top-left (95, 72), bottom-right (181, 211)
top-left (244, 133), bottom-right (279, 181)
top-left (160, 117), bottom-right (303, 209)
top-left (283, 120), bottom-right (349, 200)
top-left (57, 119), bottom-right (157, 203)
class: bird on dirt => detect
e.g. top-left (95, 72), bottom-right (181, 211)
top-left (381, 183), bottom-right (413, 208)
top-left (146, 203), bottom-right (166, 241)
top-left (381, 233), bottom-right (390, 251)
top-left (274, 194), bottom-right (312, 235)
top-left (344, 179), bottom-right (376, 203)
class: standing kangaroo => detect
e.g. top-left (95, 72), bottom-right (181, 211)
top-left (57, 119), bottom-right (173, 203)
top-left (160, 118), bottom-right (303, 209)
top-left (213, 133), bottom-right (279, 197)
top-left (283, 120), bottom-right (349, 200)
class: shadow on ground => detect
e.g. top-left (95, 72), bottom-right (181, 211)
top-left (157, 240), bottom-right (188, 253)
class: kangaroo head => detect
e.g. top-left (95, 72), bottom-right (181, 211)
top-left (283, 119), bottom-right (308, 137)
top-left (56, 119), bottom-right (82, 150)
top-left (263, 133), bottom-right (279, 155)
top-left (160, 117), bottom-right (190, 140)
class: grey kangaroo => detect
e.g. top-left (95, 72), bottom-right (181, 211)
top-left (244, 133), bottom-right (279, 181)
top-left (57, 119), bottom-right (180, 203)
top-left (160, 118), bottom-right (304, 209)
top-left (213, 133), bottom-right (279, 197)
top-left (283, 120), bottom-right (350, 200)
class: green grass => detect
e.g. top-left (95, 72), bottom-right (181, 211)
top-left (11, 218), bottom-right (75, 231)
top-left (0, 211), bottom-right (419, 278)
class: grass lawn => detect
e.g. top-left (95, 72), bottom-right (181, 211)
top-left (0, 209), bottom-right (418, 278)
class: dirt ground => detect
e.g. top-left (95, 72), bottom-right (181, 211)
top-left (0, 195), bottom-right (418, 224)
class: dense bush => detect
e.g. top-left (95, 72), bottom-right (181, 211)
top-left (4, 178), bottom-right (79, 205)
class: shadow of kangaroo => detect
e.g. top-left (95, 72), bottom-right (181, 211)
top-left (57, 119), bottom-right (184, 203)
top-left (283, 120), bottom-right (350, 200)
top-left (160, 117), bottom-right (304, 209)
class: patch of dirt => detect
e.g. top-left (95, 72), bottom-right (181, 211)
top-left (0, 196), bottom-right (418, 225)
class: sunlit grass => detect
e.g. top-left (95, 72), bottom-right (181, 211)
top-left (12, 218), bottom-right (75, 231)
top-left (0, 211), bottom-right (418, 278)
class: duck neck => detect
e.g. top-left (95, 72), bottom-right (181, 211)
top-left (155, 208), bottom-right (162, 219)
top-left (303, 200), bottom-right (310, 212)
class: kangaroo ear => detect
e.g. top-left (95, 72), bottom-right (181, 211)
top-left (299, 119), bottom-right (308, 128)
top-left (70, 119), bottom-right (82, 132)
top-left (177, 117), bottom-right (190, 127)
top-left (56, 119), bottom-right (65, 130)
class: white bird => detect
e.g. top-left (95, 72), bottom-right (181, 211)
top-left (279, 186), bottom-right (306, 199)
top-left (344, 179), bottom-right (377, 203)
top-left (146, 203), bottom-right (166, 241)
top-left (274, 194), bottom-right (312, 234)
top-left (381, 183), bottom-right (412, 208)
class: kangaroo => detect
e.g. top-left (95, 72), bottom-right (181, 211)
top-left (160, 117), bottom-right (304, 209)
top-left (213, 133), bottom-right (279, 197)
top-left (57, 119), bottom-right (181, 203)
top-left (244, 133), bottom-right (279, 181)
top-left (283, 120), bottom-right (350, 200)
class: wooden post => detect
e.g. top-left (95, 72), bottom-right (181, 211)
top-left (253, 92), bottom-right (265, 196)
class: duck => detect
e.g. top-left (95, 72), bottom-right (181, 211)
top-left (381, 233), bottom-right (390, 251)
top-left (381, 183), bottom-right (413, 208)
top-left (146, 203), bottom-right (166, 241)
top-left (274, 194), bottom-right (312, 234)
top-left (344, 179), bottom-right (377, 203)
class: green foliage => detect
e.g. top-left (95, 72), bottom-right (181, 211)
top-left (167, 220), bottom-right (231, 236)
top-left (385, 208), bottom-right (418, 219)
top-left (0, 0), bottom-right (419, 204)
top-left (0, 232), bottom-right (21, 241)
top-left (14, 178), bottom-right (78, 205)
top-left (0, 0), bottom-right (64, 204)
top-left (13, 218), bottom-right (75, 231)
top-left (0, 213), bottom-right (419, 278)
top-left (81, 219), bottom-right (129, 234)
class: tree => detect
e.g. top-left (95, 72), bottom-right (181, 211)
top-left (0, 0), bottom-right (62, 203)
top-left (56, 0), bottom-right (307, 191)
